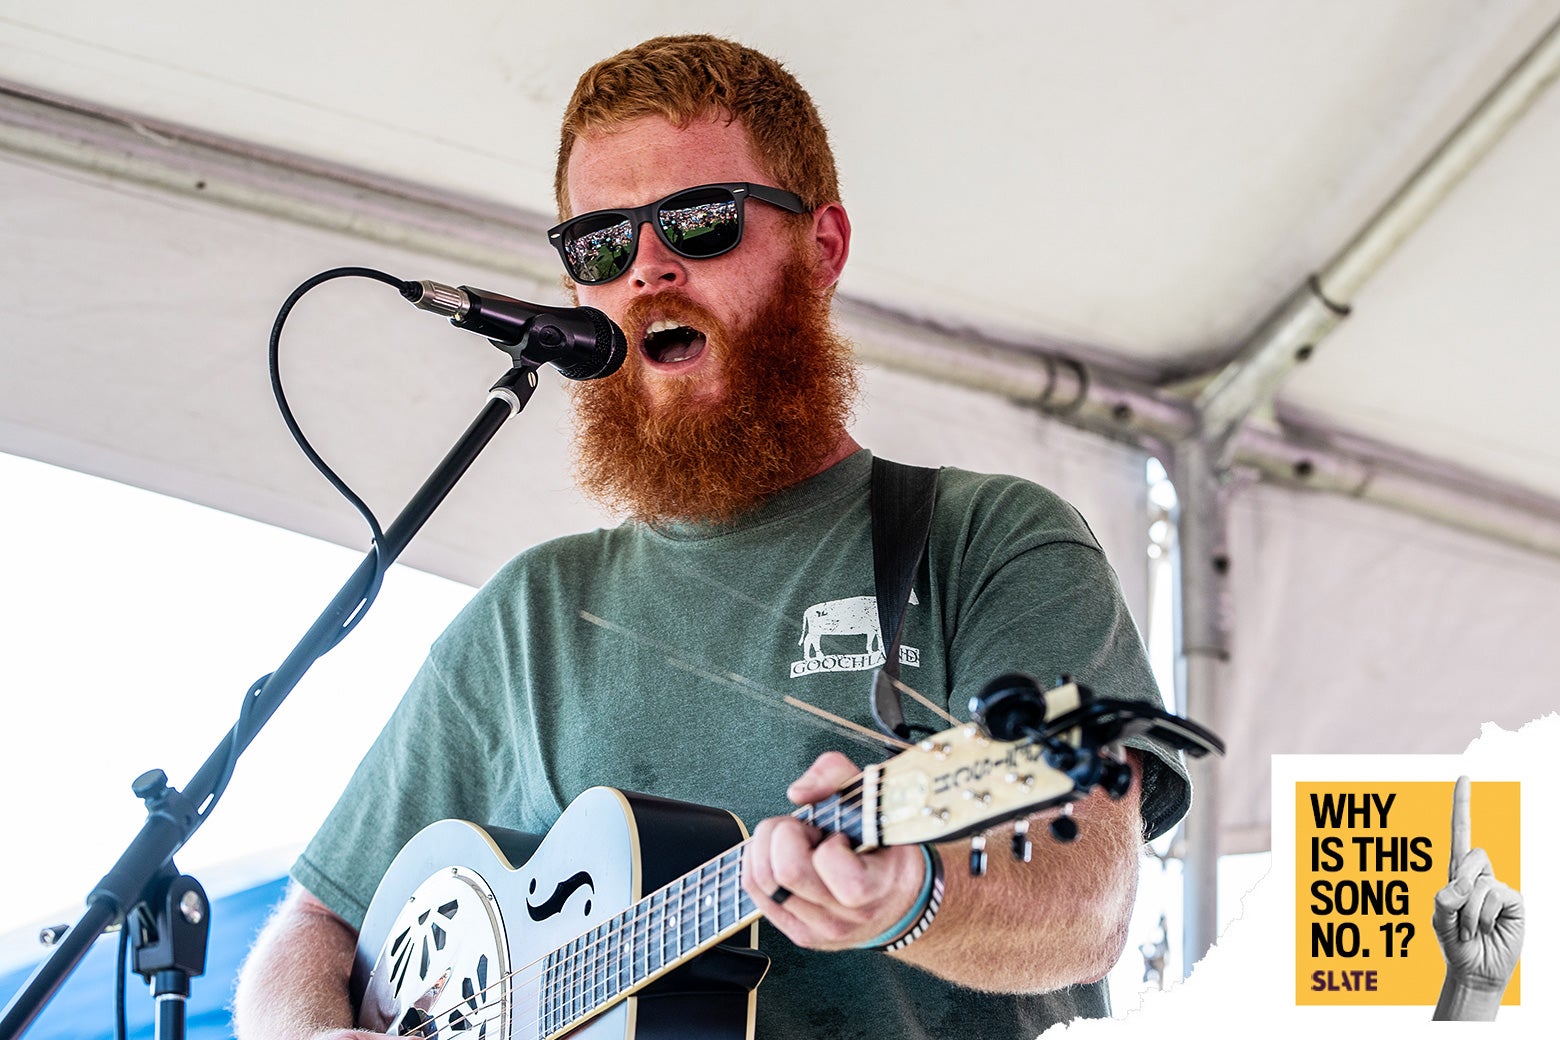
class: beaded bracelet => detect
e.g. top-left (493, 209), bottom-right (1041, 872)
top-left (859, 844), bottom-right (946, 952)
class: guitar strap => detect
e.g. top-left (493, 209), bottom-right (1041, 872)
top-left (868, 456), bottom-right (940, 744)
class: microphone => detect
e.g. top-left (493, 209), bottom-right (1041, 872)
top-left (407, 280), bottom-right (627, 380)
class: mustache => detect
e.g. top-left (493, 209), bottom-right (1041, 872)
top-left (569, 255), bottom-right (858, 524)
top-left (621, 291), bottom-right (728, 349)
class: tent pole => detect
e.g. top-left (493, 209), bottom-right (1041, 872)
top-left (1169, 11), bottom-right (1560, 973)
top-left (1168, 438), bottom-right (1229, 975)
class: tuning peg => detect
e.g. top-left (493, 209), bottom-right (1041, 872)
top-left (968, 673), bottom-right (1047, 741)
top-left (1049, 805), bottom-right (1079, 843)
top-left (969, 834), bottom-right (988, 877)
top-left (1041, 738), bottom-right (1079, 773)
top-left (1011, 819), bottom-right (1032, 863)
top-left (1101, 759), bottom-right (1133, 800)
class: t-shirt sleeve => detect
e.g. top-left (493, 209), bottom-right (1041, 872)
top-left (291, 651), bottom-right (496, 930)
top-left (937, 474), bottom-right (1192, 841)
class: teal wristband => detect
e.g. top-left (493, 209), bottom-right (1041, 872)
top-left (859, 845), bottom-right (945, 952)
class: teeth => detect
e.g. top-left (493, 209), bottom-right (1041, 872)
top-left (646, 319), bottom-right (688, 336)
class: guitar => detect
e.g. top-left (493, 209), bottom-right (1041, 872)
top-left (350, 678), bottom-right (1222, 1039)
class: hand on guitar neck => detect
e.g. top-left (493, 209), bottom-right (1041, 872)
top-left (745, 748), bottom-right (1149, 992)
top-left (743, 751), bottom-right (940, 951)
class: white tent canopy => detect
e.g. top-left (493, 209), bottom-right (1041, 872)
top-left (4, 1), bottom-right (1560, 962)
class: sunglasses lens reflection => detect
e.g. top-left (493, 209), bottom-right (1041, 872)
top-left (564, 214), bottom-right (635, 284)
top-left (657, 187), bottom-right (741, 259)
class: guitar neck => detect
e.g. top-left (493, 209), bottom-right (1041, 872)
top-left (537, 780), bottom-right (868, 1037)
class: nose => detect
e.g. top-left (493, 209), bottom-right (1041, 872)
top-left (629, 222), bottom-right (687, 290)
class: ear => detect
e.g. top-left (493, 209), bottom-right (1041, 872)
top-left (808, 202), bottom-right (851, 289)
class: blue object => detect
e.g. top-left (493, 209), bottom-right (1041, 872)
top-left (0, 877), bottom-right (288, 1040)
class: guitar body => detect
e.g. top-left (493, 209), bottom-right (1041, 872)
top-left (352, 788), bottom-right (768, 1040)
top-left (346, 685), bottom-right (1225, 1038)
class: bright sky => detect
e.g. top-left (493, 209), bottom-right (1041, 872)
top-left (0, 451), bottom-right (473, 960)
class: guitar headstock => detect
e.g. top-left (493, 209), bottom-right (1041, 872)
top-left (863, 681), bottom-right (1085, 849)
top-left (858, 676), bottom-right (1224, 855)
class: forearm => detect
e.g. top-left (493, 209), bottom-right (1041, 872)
top-left (893, 772), bottom-right (1143, 992)
top-left (1432, 977), bottom-right (1504, 1021)
top-left (233, 885), bottom-right (362, 1040)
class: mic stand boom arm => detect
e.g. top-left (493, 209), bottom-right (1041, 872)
top-left (0, 361), bottom-right (543, 1040)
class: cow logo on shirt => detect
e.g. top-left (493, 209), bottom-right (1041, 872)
top-left (789, 592), bottom-right (920, 678)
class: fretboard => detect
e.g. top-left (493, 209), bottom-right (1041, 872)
top-left (537, 783), bottom-right (866, 1037)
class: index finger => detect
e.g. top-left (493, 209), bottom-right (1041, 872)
top-left (1449, 775), bottom-right (1471, 880)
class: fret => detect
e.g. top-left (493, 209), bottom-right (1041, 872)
top-left (541, 949), bottom-right (554, 1036)
top-left (710, 859), bottom-right (725, 933)
top-left (612, 914), bottom-right (626, 997)
top-left (586, 925), bottom-right (599, 1014)
top-left (558, 939), bottom-right (568, 1027)
top-left (723, 848), bottom-right (736, 929)
top-left (571, 934), bottom-right (584, 1023)
top-left (577, 929), bottom-right (588, 1020)
top-left (693, 864), bottom-right (706, 947)
top-left (633, 897), bottom-right (648, 983)
top-left (563, 936), bottom-right (574, 1025)
top-left (688, 871), bottom-right (700, 943)
top-left (701, 860), bottom-right (720, 936)
top-left (726, 850), bottom-right (741, 926)
top-left (654, 889), bottom-right (668, 975)
top-left (598, 923), bottom-right (610, 1007)
top-left (676, 872), bottom-right (688, 953)
top-left (667, 876), bottom-right (685, 959)
top-left (559, 942), bottom-right (569, 1030)
top-left (600, 922), bottom-right (612, 1005)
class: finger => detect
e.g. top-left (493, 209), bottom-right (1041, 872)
top-left (741, 818), bottom-right (781, 906)
top-left (787, 751), bottom-right (861, 805)
top-left (1451, 846), bottom-right (1492, 887)
top-left (811, 832), bottom-right (876, 909)
top-left (768, 818), bottom-right (833, 904)
top-left (1449, 775), bottom-right (1471, 880)
top-left (1477, 882), bottom-right (1507, 936)
top-left (815, 837), bottom-right (927, 919)
top-left (1460, 877), bottom-right (1495, 943)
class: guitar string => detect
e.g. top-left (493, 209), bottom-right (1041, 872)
top-left (397, 783), bottom-right (876, 1039)
top-left (398, 724), bottom-right (1068, 1040)
top-left (395, 608), bottom-right (948, 1037)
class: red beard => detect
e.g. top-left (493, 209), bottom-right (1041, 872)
top-left (570, 259), bottom-right (858, 524)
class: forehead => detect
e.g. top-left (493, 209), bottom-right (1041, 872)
top-left (566, 114), bottom-right (770, 215)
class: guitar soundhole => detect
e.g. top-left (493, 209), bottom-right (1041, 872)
top-left (362, 867), bottom-right (508, 1038)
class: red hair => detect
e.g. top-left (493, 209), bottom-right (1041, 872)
top-left (556, 35), bottom-right (840, 218)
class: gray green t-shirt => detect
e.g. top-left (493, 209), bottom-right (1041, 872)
top-left (295, 449), bottom-right (1190, 1038)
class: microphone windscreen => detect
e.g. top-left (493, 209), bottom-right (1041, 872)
top-left (555, 306), bottom-right (627, 381)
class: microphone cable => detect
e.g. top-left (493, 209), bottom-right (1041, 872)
top-left (211, 267), bottom-right (423, 824)
top-left (106, 266), bottom-right (446, 1036)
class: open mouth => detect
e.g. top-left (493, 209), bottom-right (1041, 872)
top-left (642, 319), bottom-right (708, 366)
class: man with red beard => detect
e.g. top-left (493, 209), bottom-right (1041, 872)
top-left (235, 35), bottom-right (1189, 1040)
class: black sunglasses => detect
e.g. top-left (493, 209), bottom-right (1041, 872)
top-left (548, 182), bottom-right (809, 285)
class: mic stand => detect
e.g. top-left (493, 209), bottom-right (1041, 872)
top-left (0, 362), bottom-right (543, 1040)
